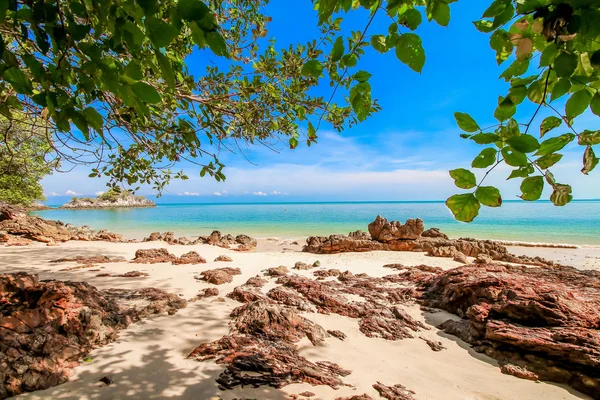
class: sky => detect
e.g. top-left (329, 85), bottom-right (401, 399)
top-left (41, 0), bottom-right (600, 203)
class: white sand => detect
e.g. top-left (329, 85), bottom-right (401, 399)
top-left (0, 240), bottom-right (594, 400)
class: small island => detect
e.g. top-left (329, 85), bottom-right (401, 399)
top-left (60, 189), bottom-right (155, 209)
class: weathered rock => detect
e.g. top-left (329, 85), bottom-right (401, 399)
top-left (245, 276), bottom-right (268, 288)
top-left (50, 255), bottom-right (126, 265)
top-left (132, 248), bottom-right (177, 263)
top-left (359, 307), bottom-right (426, 341)
top-left (420, 264), bottom-right (600, 398)
top-left (419, 336), bottom-right (445, 352)
top-left (267, 287), bottom-right (313, 312)
top-left (294, 261), bottom-right (312, 270)
top-left (327, 330), bottom-right (347, 341)
top-left (313, 269), bottom-right (341, 278)
top-left (474, 254), bottom-right (493, 264)
top-left (199, 267), bottom-right (242, 285)
top-left (119, 271), bottom-right (149, 278)
top-left (0, 273), bottom-right (185, 398)
top-left (335, 395), bottom-right (374, 400)
top-left (227, 286), bottom-right (268, 303)
top-left (189, 288), bottom-right (220, 302)
top-left (421, 227), bottom-right (449, 240)
top-left (266, 266), bottom-right (289, 277)
top-left (368, 215), bottom-right (424, 241)
top-left (172, 251), bottom-right (206, 265)
top-left (372, 381), bottom-right (416, 400)
top-left (452, 252), bottom-right (469, 264)
top-left (500, 364), bottom-right (539, 381)
top-left (215, 255), bottom-right (233, 262)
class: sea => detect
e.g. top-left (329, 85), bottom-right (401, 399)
top-left (32, 200), bottom-right (600, 246)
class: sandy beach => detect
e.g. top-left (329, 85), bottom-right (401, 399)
top-left (1, 238), bottom-right (597, 400)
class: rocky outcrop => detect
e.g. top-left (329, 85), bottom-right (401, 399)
top-left (132, 248), bottom-right (177, 264)
top-left (59, 191), bottom-right (155, 209)
top-left (421, 227), bottom-right (449, 240)
top-left (0, 273), bottom-right (186, 399)
top-left (266, 266), bottom-right (289, 277)
top-left (214, 255), bottom-right (233, 262)
top-left (188, 301), bottom-right (350, 390)
top-left (373, 381), bottom-right (416, 400)
top-left (419, 264), bottom-right (600, 398)
top-left (142, 230), bottom-right (257, 251)
top-left (368, 215), bottom-right (424, 241)
top-left (198, 267), bottom-right (242, 285)
top-left (50, 255), bottom-right (126, 265)
top-left (189, 288), bottom-right (220, 302)
top-left (172, 251), bottom-right (206, 265)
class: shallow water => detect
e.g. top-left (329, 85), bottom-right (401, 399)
top-left (33, 200), bottom-right (600, 245)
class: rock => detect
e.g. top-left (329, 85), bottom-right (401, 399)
top-left (245, 276), bottom-right (268, 287)
top-left (327, 330), bottom-right (347, 341)
top-left (298, 392), bottom-right (315, 398)
top-left (421, 227), bottom-right (449, 240)
top-left (59, 191), bottom-right (155, 209)
top-left (227, 286), bottom-right (268, 303)
top-left (419, 336), bottom-right (445, 351)
top-left (215, 255), bottom-right (233, 262)
top-left (474, 254), bottom-right (493, 264)
top-left (199, 267), bottom-right (242, 285)
top-left (98, 376), bottom-right (113, 386)
top-left (50, 255), bottom-right (126, 265)
top-left (235, 234), bottom-right (257, 248)
top-left (313, 269), bottom-right (341, 278)
top-left (294, 261), bottom-right (312, 270)
top-left (420, 264), bottom-right (600, 398)
top-left (452, 252), bottom-right (469, 264)
top-left (335, 395), bottom-right (374, 400)
top-left (132, 248), bottom-right (177, 264)
top-left (368, 215), bottom-right (424, 241)
top-left (372, 381), bottom-right (416, 400)
top-left (189, 288), bottom-right (220, 302)
top-left (266, 266), bottom-right (289, 277)
top-left (173, 251), bottom-right (206, 265)
top-left (500, 364), bottom-right (539, 381)
top-left (0, 273), bottom-right (186, 398)
top-left (145, 232), bottom-right (161, 241)
top-left (267, 287), bottom-right (313, 312)
top-left (119, 271), bottom-right (149, 278)
top-left (359, 307), bottom-right (426, 341)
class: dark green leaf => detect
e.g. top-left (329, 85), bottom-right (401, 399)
top-left (507, 134), bottom-right (540, 153)
top-left (354, 70), bottom-right (372, 83)
top-left (502, 147), bottom-right (528, 166)
top-left (131, 82), bottom-right (161, 104)
top-left (494, 96), bottom-right (516, 121)
top-left (520, 176), bottom-right (544, 201)
top-left (431, 2), bottom-right (450, 26)
top-left (3, 68), bottom-right (33, 94)
top-left (553, 52), bottom-right (578, 78)
top-left (578, 130), bottom-right (600, 146)
top-left (540, 43), bottom-right (558, 67)
top-left (475, 186), bottom-right (502, 207)
top-left (177, 0), bottom-right (209, 21)
top-left (454, 112), bottom-right (480, 132)
top-left (289, 136), bottom-right (298, 149)
top-left (301, 60), bottom-right (323, 78)
top-left (206, 32), bottom-right (229, 57)
top-left (395, 33), bottom-right (425, 73)
top-left (471, 133), bottom-right (499, 144)
top-left (446, 193), bottom-right (480, 222)
top-left (155, 50), bottom-right (176, 88)
top-left (483, 0), bottom-right (508, 18)
top-left (591, 93), bottom-right (600, 117)
top-left (473, 20), bottom-right (494, 33)
top-left (146, 17), bottom-right (179, 48)
top-left (507, 164), bottom-right (534, 179)
top-left (535, 153), bottom-right (562, 169)
top-left (490, 30), bottom-right (512, 64)
top-left (403, 8), bottom-right (422, 30)
top-left (565, 89), bottom-right (592, 119)
top-left (472, 148), bottom-right (497, 168)
top-left (550, 183), bottom-right (572, 206)
top-left (550, 79), bottom-right (571, 102)
top-left (582, 146), bottom-right (599, 175)
top-left (371, 35), bottom-right (387, 53)
top-left (331, 36), bottom-right (344, 62)
top-left (536, 133), bottom-right (575, 156)
top-left (449, 168), bottom-right (476, 189)
top-left (540, 116), bottom-right (562, 137)
top-left (83, 107), bottom-right (103, 133)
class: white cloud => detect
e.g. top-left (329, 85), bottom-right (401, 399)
top-left (271, 191), bottom-right (287, 195)
top-left (65, 190), bottom-right (78, 196)
top-left (45, 192), bottom-right (60, 197)
top-left (95, 191), bottom-right (105, 196)
top-left (178, 192), bottom-right (200, 196)
top-left (252, 191), bottom-right (267, 196)
top-left (213, 192), bottom-right (222, 196)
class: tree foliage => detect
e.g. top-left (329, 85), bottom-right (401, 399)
top-left (0, 0), bottom-right (598, 220)
top-left (0, 114), bottom-right (55, 205)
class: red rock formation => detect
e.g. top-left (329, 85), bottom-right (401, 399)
top-left (368, 215), bottom-right (424, 241)
top-left (132, 248), bottom-right (177, 263)
top-left (189, 288), bottom-right (220, 302)
top-left (372, 381), bottom-right (416, 400)
top-left (266, 266), bottom-right (289, 277)
top-left (421, 227), bottom-right (449, 240)
top-left (199, 267), bottom-right (242, 285)
top-left (50, 255), bottom-right (126, 264)
top-left (0, 273), bottom-right (186, 398)
top-left (215, 255), bottom-right (233, 262)
top-left (267, 287), bottom-right (313, 311)
top-left (327, 330), bottom-right (347, 341)
top-left (172, 251), bottom-right (206, 265)
top-left (313, 269), bottom-right (342, 278)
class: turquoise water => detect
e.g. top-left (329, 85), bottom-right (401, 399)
top-left (32, 200), bottom-right (600, 245)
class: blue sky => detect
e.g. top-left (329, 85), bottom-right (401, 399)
top-left (42, 0), bottom-right (600, 202)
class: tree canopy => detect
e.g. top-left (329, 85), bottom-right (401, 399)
top-left (0, 0), bottom-right (598, 218)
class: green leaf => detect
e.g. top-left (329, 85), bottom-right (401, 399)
top-left (540, 116), bottom-right (562, 137)
top-left (146, 17), bottom-right (179, 48)
top-left (307, 122), bottom-right (317, 140)
top-left (536, 133), bottom-right (575, 156)
top-left (354, 70), bottom-right (372, 83)
top-left (540, 43), bottom-right (558, 67)
top-left (471, 148), bottom-right (497, 168)
top-left (371, 35), bottom-right (387, 53)
top-left (490, 30), bottom-right (512, 64)
top-left (502, 147), bottom-right (528, 167)
top-left (301, 60), bottom-right (323, 78)
top-left (470, 133), bottom-right (499, 144)
top-left (206, 32), bottom-right (229, 57)
top-left (553, 52), bottom-right (578, 78)
top-left (527, 80), bottom-right (545, 104)
top-left (449, 168), bottom-right (476, 189)
top-left (446, 193), bottom-right (480, 222)
top-left (520, 176), bottom-right (544, 201)
top-left (131, 82), bottom-right (161, 104)
top-left (350, 82), bottom-right (372, 121)
top-left (473, 20), bottom-right (494, 33)
top-left (578, 130), bottom-right (600, 146)
top-left (507, 134), bottom-right (540, 153)
top-left (395, 33), bottom-right (425, 73)
top-left (3, 68), bottom-right (33, 94)
top-left (507, 164), bottom-right (534, 179)
top-left (494, 97), bottom-right (516, 121)
top-left (155, 50), bottom-right (176, 88)
top-left (591, 93), bottom-right (600, 117)
top-left (582, 146), bottom-right (599, 175)
top-left (550, 79), bottom-right (571, 102)
top-left (331, 36), bottom-right (344, 62)
top-left (403, 8), bottom-right (422, 30)
top-left (550, 183), bottom-right (572, 206)
top-left (454, 112), bottom-right (480, 132)
top-left (483, 0), bottom-right (508, 18)
top-left (289, 137), bottom-right (298, 149)
top-left (124, 62), bottom-right (143, 81)
top-left (83, 107), bottom-right (104, 133)
top-left (431, 2), bottom-right (450, 26)
top-left (565, 89), bottom-right (592, 119)
top-left (177, 0), bottom-right (209, 21)
top-left (475, 186), bottom-right (502, 207)
top-left (535, 153), bottom-right (562, 169)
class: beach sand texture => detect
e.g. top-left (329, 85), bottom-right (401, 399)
top-left (1, 240), bottom-right (595, 400)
